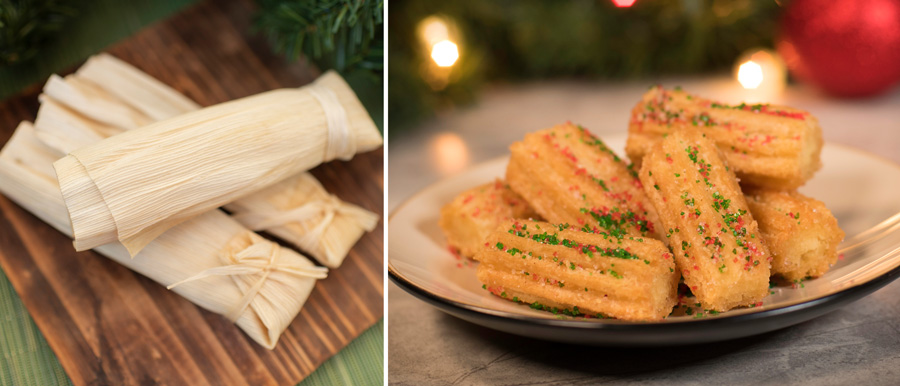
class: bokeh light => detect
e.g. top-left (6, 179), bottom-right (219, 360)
top-left (737, 60), bottom-right (764, 89)
top-left (612, 0), bottom-right (637, 7)
top-left (431, 40), bottom-right (459, 67)
top-left (430, 132), bottom-right (469, 174)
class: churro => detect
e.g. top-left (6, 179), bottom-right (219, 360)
top-left (639, 128), bottom-right (771, 311)
top-left (745, 189), bottom-right (844, 281)
top-left (627, 86), bottom-right (822, 189)
top-left (507, 123), bottom-right (660, 239)
top-left (440, 179), bottom-right (540, 258)
top-left (475, 220), bottom-right (679, 321)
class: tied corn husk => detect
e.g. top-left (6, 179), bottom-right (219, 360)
top-left (53, 63), bottom-right (382, 255)
top-left (226, 173), bottom-right (379, 268)
top-left (38, 54), bottom-right (379, 267)
top-left (0, 122), bottom-right (325, 349)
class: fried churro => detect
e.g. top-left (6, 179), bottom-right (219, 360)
top-left (475, 220), bottom-right (679, 320)
top-left (745, 189), bottom-right (844, 281)
top-left (627, 86), bottom-right (822, 189)
top-left (507, 123), bottom-right (661, 240)
top-left (639, 128), bottom-right (771, 311)
top-left (440, 179), bottom-right (540, 258)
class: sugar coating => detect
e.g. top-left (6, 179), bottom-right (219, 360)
top-left (439, 179), bottom-right (539, 258)
top-left (639, 128), bottom-right (771, 312)
top-left (626, 86), bottom-right (823, 189)
top-left (475, 219), bottom-right (679, 321)
top-left (745, 189), bottom-right (844, 281)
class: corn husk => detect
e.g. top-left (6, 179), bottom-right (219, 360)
top-left (0, 122), bottom-right (325, 349)
top-left (36, 54), bottom-right (379, 267)
top-left (73, 54), bottom-right (201, 120)
top-left (226, 173), bottom-right (379, 267)
top-left (34, 95), bottom-right (124, 155)
top-left (52, 65), bottom-right (382, 255)
top-left (42, 73), bottom-right (154, 130)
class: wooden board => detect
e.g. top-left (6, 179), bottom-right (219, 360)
top-left (0, 0), bottom-right (384, 385)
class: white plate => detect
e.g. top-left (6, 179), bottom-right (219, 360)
top-left (389, 134), bottom-right (900, 345)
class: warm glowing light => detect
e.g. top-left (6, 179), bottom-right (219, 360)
top-left (418, 16), bottom-right (461, 89)
top-left (612, 0), bottom-right (637, 7)
top-left (733, 49), bottom-right (787, 102)
top-left (431, 132), bottom-right (469, 174)
top-left (431, 40), bottom-right (459, 67)
top-left (421, 17), bottom-right (450, 47)
top-left (737, 60), bottom-right (764, 89)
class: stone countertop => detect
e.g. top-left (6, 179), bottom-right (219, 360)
top-left (388, 281), bottom-right (900, 385)
top-left (388, 78), bottom-right (900, 385)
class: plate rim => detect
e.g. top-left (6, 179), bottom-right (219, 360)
top-left (388, 141), bottom-right (900, 330)
top-left (389, 260), bottom-right (900, 331)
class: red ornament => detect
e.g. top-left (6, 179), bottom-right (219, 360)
top-left (778, 0), bottom-right (900, 97)
top-left (612, 0), bottom-right (636, 7)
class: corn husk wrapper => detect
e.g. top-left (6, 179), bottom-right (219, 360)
top-left (0, 122), bottom-right (326, 349)
top-left (52, 65), bottom-right (382, 255)
top-left (226, 173), bottom-right (379, 267)
top-left (38, 54), bottom-right (379, 267)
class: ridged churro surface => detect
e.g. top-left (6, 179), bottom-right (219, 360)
top-left (745, 189), bottom-right (844, 281)
top-left (639, 129), bottom-right (771, 311)
top-left (439, 179), bottom-right (539, 257)
top-left (627, 86), bottom-right (822, 189)
top-left (507, 123), bottom-right (661, 240)
top-left (475, 220), bottom-right (678, 321)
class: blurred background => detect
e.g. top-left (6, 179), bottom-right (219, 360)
top-left (388, 0), bottom-right (900, 208)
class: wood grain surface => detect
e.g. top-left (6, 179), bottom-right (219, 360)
top-left (0, 0), bottom-right (384, 385)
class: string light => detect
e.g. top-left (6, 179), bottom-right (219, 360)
top-left (733, 49), bottom-right (787, 101)
top-left (431, 40), bottom-right (459, 67)
top-left (418, 16), bottom-right (461, 90)
top-left (737, 61), bottom-right (764, 89)
top-left (612, 0), bottom-right (637, 7)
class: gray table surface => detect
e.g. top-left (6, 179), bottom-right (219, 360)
top-left (388, 78), bottom-right (900, 385)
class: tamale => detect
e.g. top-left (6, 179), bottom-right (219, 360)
top-left (34, 95), bottom-right (124, 154)
top-left (53, 67), bottom-right (382, 255)
top-left (0, 122), bottom-right (325, 349)
top-left (73, 54), bottom-right (201, 120)
top-left (226, 172), bottom-right (379, 268)
top-left (36, 54), bottom-right (379, 267)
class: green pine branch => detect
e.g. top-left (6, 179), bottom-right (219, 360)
top-left (255, 0), bottom-right (383, 78)
top-left (0, 0), bottom-right (78, 65)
